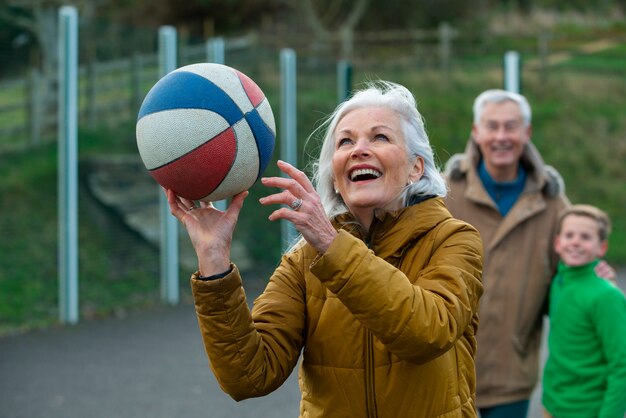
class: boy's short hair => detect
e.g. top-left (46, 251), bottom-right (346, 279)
top-left (557, 204), bottom-right (612, 241)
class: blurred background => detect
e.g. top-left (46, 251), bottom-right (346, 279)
top-left (0, 0), bottom-right (625, 335)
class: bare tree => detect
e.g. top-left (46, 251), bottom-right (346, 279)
top-left (1, 1), bottom-right (59, 78)
top-left (298, 0), bottom-right (370, 59)
top-left (0, 0), bottom-right (102, 126)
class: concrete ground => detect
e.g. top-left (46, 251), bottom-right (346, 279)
top-left (0, 296), bottom-right (300, 418)
top-left (1, 272), bottom-right (624, 418)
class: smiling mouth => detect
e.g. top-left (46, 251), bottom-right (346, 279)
top-left (350, 168), bottom-right (382, 181)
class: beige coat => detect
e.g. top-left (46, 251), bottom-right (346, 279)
top-left (191, 198), bottom-right (483, 417)
top-left (444, 140), bottom-right (569, 408)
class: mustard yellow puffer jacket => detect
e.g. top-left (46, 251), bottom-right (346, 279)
top-left (191, 198), bottom-right (483, 418)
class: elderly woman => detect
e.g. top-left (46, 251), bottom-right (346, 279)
top-left (166, 81), bottom-right (483, 417)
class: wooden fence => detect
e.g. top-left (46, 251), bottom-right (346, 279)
top-left (0, 26), bottom-right (461, 153)
top-left (0, 38), bottom-right (257, 153)
top-left (0, 55), bottom-right (153, 152)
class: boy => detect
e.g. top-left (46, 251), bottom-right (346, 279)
top-left (542, 204), bottom-right (626, 418)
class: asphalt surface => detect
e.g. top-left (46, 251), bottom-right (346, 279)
top-left (2, 273), bottom-right (624, 418)
top-left (0, 286), bottom-right (300, 418)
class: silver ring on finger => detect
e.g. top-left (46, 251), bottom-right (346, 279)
top-left (290, 198), bottom-right (303, 211)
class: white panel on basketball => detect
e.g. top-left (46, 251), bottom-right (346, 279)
top-left (256, 98), bottom-right (277, 135)
top-left (136, 108), bottom-right (230, 170)
top-left (178, 63), bottom-right (255, 115)
top-left (204, 118), bottom-right (260, 201)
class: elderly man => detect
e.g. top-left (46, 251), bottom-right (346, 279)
top-left (445, 89), bottom-right (615, 418)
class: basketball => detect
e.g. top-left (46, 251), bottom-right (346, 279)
top-left (136, 63), bottom-right (276, 202)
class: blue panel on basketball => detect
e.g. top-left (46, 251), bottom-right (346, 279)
top-left (245, 107), bottom-right (275, 178)
top-left (137, 71), bottom-right (244, 126)
top-left (136, 63), bottom-right (276, 202)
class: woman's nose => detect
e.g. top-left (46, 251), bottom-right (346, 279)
top-left (350, 139), bottom-right (371, 159)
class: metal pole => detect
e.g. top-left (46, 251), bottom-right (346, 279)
top-left (504, 50), bottom-right (521, 94)
top-left (206, 37), bottom-right (227, 211)
top-left (158, 26), bottom-right (179, 305)
top-left (58, 5), bottom-right (79, 325)
top-left (206, 37), bottom-right (225, 64)
top-left (280, 49), bottom-right (298, 251)
top-left (337, 59), bottom-right (352, 103)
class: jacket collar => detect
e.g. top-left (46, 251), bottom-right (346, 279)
top-left (333, 197), bottom-right (452, 261)
top-left (556, 259), bottom-right (600, 280)
top-left (460, 139), bottom-right (555, 249)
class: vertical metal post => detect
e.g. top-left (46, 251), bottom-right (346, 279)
top-left (438, 22), bottom-right (452, 86)
top-left (206, 37), bottom-right (225, 64)
top-left (280, 49), bottom-right (298, 249)
top-left (504, 51), bottom-right (521, 94)
top-left (337, 59), bottom-right (352, 103)
top-left (58, 5), bottom-right (79, 325)
top-left (280, 49), bottom-right (298, 251)
top-left (158, 26), bottom-right (179, 305)
top-left (206, 37), bottom-right (227, 211)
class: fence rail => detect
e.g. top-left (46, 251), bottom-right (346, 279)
top-left (0, 28), bottom-right (463, 152)
top-left (0, 36), bottom-right (256, 153)
top-left (0, 25), bottom-right (614, 153)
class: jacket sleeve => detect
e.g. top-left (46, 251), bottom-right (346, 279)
top-left (310, 221), bottom-right (483, 364)
top-left (191, 261), bottom-right (306, 401)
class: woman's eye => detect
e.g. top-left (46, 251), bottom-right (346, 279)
top-left (337, 138), bottom-right (352, 147)
top-left (374, 134), bottom-right (389, 142)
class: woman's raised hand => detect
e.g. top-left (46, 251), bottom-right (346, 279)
top-left (259, 160), bottom-right (337, 254)
top-left (165, 188), bottom-right (248, 276)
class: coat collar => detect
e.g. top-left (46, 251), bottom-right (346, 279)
top-left (456, 139), bottom-right (556, 250)
top-left (333, 197), bottom-right (452, 261)
top-left (459, 139), bottom-right (549, 196)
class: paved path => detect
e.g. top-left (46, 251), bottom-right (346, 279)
top-left (0, 291), bottom-right (300, 418)
top-left (2, 274), bottom-right (623, 418)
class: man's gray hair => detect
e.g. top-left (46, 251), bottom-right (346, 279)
top-left (473, 89), bottom-right (532, 127)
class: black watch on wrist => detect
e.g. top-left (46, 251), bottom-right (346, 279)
top-left (197, 267), bottom-right (232, 281)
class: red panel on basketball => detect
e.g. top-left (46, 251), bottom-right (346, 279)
top-left (237, 70), bottom-right (265, 108)
top-left (149, 128), bottom-right (237, 200)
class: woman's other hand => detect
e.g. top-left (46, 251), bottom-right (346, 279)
top-left (260, 160), bottom-right (337, 254)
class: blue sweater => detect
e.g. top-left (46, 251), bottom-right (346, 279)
top-left (477, 160), bottom-right (526, 216)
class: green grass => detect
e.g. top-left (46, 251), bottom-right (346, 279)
top-left (556, 42), bottom-right (626, 71)
top-left (1, 27), bottom-right (626, 336)
top-left (0, 129), bottom-right (163, 335)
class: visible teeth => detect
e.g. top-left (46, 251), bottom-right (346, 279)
top-left (350, 168), bottom-right (381, 181)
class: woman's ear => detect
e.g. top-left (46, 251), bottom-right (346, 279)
top-left (408, 156), bottom-right (425, 184)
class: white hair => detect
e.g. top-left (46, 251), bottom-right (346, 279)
top-left (472, 89), bottom-right (532, 127)
top-left (309, 80), bottom-right (448, 220)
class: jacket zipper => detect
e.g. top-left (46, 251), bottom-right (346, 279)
top-left (365, 329), bottom-right (377, 418)
top-left (365, 225), bottom-right (378, 418)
